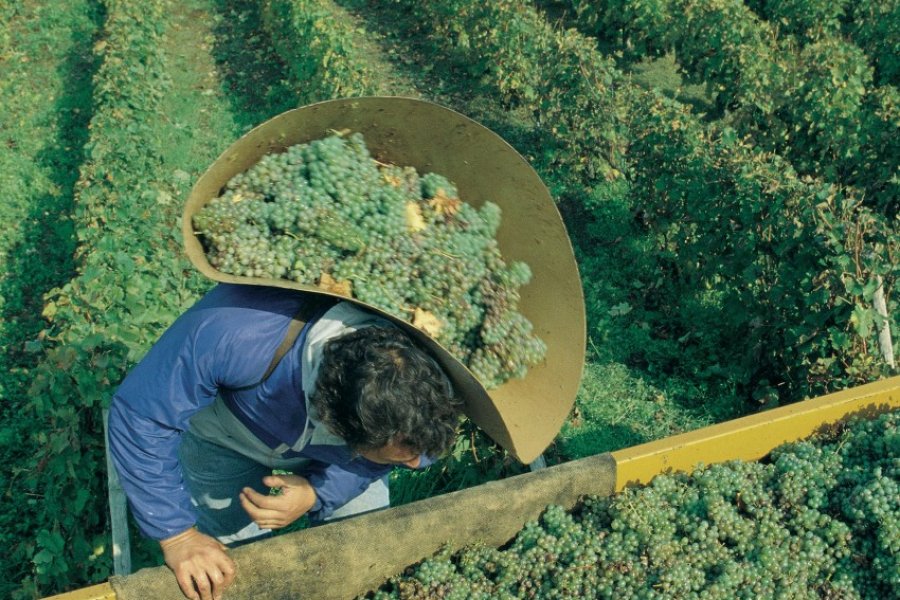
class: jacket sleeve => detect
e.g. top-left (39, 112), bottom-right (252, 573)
top-left (107, 296), bottom-right (274, 541)
top-left (297, 444), bottom-right (389, 521)
top-left (299, 447), bottom-right (435, 522)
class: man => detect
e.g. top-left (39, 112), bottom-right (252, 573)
top-left (108, 283), bottom-right (463, 600)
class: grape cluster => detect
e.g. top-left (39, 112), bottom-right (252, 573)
top-left (365, 410), bottom-right (900, 599)
top-left (192, 132), bottom-right (546, 388)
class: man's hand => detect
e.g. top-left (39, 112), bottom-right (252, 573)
top-left (160, 528), bottom-right (235, 600)
top-left (239, 474), bottom-right (317, 529)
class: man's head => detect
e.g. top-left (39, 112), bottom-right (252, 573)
top-left (310, 326), bottom-right (463, 459)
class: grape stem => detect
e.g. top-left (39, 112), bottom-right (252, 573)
top-left (433, 249), bottom-right (460, 260)
top-left (470, 430), bottom-right (480, 463)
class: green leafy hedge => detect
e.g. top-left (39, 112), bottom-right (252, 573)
top-left (395, 0), bottom-right (898, 404)
top-left (260, 0), bottom-right (382, 102)
top-left (847, 0), bottom-right (899, 87)
top-left (10, 1), bottom-right (190, 595)
top-left (0, 1), bottom-right (98, 596)
top-left (746, 0), bottom-right (849, 42)
top-left (571, 0), bottom-right (898, 217)
top-left (617, 90), bottom-right (898, 403)
top-left (391, 0), bottom-right (630, 205)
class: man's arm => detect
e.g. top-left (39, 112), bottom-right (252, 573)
top-left (107, 401), bottom-right (202, 539)
top-left (296, 446), bottom-right (437, 522)
top-left (106, 316), bottom-right (235, 600)
top-left (108, 284), bottom-right (298, 538)
top-left (107, 285), bottom-right (302, 598)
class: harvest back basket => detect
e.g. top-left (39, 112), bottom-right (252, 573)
top-left (182, 96), bottom-right (585, 463)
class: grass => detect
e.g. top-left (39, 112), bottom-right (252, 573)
top-left (554, 362), bottom-right (712, 459)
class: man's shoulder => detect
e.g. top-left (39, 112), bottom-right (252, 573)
top-left (193, 283), bottom-right (305, 314)
top-left (168, 284), bottom-right (307, 353)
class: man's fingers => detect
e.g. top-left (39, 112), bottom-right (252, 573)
top-left (216, 553), bottom-right (237, 588)
top-left (175, 569), bottom-right (200, 600)
top-left (209, 567), bottom-right (230, 600)
top-left (238, 491), bottom-right (285, 528)
top-left (240, 487), bottom-right (282, 509)
top-left (192, 570), bottom-right (215, 600)
top-left (239, 490), bottom-right (284, 522)
top-left (189, 556), bottom-right (234, 600)
top-left (175, 567), bottom-right (213, 600)
top-left (263, 474), bottom-right (286, 488)
top-left (161, 530), bottom-right (235, 600)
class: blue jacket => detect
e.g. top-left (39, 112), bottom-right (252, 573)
top-left (107, 284), bottom-right (423, 541)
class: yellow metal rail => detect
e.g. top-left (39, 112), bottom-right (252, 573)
top-left (43, 375), bottom-right (900, 600)
top-left (612, 375), bottom-right (899, 491)
top-left (42, 583), bottom-right (116, 600)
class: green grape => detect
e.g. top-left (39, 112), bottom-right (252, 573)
top-left (193, 131), bottom-right (547, 389)
top-left (420, 172), bottom-right (458, 199)
top-left (361, 411), bottom-right (900, 599)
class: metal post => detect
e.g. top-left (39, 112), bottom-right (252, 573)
top-left (103, 409), bottom-right (132, 576)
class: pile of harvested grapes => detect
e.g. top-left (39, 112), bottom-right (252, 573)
top-left (367, 410), bottom-right (900, 599)
top-left (192, 132), bottom-right (546, 388)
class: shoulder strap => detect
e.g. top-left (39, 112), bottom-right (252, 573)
top-left (233, 294), bottom-right (333, 391)
top-left (259, 314), bottom-right (308, 383)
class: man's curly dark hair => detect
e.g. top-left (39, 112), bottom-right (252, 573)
top-left (309, 326), bottom-right (463, 457)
